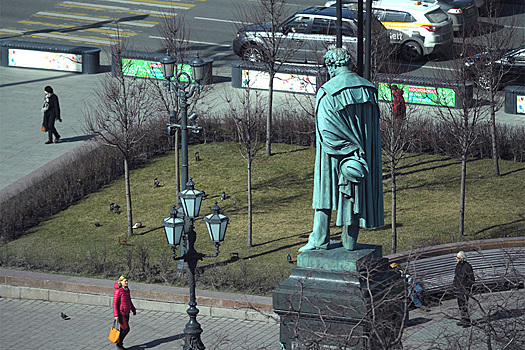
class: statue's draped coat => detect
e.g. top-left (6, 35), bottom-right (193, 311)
top-left (313, 69), bottom-right (384, 228)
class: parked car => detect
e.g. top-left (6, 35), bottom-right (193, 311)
top-left (232, 6), bottom-right (390, 65)
top-left (326, 0), bottom-right (454, 61)
top-left (465, 46), bottom-right (525, 89)
top-left (325, 0), bottom-right (478, 33)
top-left (419, 0), bottom-right (479, 32)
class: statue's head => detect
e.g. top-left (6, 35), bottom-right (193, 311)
top-left (324, 47), bottom-right (352, 78)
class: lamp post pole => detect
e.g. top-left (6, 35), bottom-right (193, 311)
top-left (162, 179), bottom-right (229, 350)
top-left (161, 53), bottom-right (205, 271)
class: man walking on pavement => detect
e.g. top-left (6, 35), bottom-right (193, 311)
top-left (454, 251), bottom-right (475, 327)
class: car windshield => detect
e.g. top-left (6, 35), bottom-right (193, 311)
top-left (425, 8), bottom-right (449, 23)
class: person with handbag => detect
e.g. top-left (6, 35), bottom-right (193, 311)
top-left (113, 276), bottom-right (136, 350)
top-left (42, 85), bottom-right (62, 144)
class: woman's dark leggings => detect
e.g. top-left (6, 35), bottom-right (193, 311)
top-left (118, 326), bottom-right (130, 345)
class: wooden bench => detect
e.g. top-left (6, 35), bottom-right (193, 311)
top-left (386, 238), bottom-right (525, 297)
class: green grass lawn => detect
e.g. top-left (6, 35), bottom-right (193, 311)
top-left (1, 142), bottom-right (524, 294)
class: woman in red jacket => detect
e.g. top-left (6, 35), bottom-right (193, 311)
top-left (113, 276), bottom-right (136, 350)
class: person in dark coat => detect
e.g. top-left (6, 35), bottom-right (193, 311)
top-left (453, 251), bottom-right (475, 327)
top-left (42, 86), bottom-right (61, 144)
top-left (113, 276), bottom-right (136, 350)
top-left (390, 85), bottom-right (406, 121)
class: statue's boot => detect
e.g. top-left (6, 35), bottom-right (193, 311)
top-left (342, 224), bottom-right (359, 251)
top-left (298, 209), bottom-right (331, 252)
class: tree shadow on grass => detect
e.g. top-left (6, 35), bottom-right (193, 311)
top-left (500, 167), bottom-right (525, 177)
top-left (252, 231), bottom-right (311, 247)
top-left (127, 333), bottom-right (184, 349)
top-left (272, 147), bottom-right (311, 156)
top-left (473, 216), bottom-right (525, 237)
top-left (198, 238), bottom-right (309, 272)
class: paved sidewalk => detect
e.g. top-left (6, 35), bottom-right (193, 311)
top-left (0, 297), bottom-right (280, 350)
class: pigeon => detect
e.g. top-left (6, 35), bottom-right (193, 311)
top-left (94, 222), bottom-right (101, 227)
top-left (220, 192), bottom-right (226, 201)
top-left (110, 203), bottom-right (121, 214)
top-left (61, 312), bottom-right (70, 320)
top-left (287, 254), bottom-right (293, 263)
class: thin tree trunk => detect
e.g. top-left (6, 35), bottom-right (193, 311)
top-left (124, 158), bottom-right (133, 236)
top-left (391, 165), bottom-right (397, 254)
top-left (247, 158), bottom-right (253, 247)
top-left (490, 90), bottom-right (500, 176)
top-left (266, 70), bottom-right (274, 156)
top-left (459, 155), bottom-right (467, 236)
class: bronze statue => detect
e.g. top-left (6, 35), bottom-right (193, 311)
top-left (299, 48), bottom-right (384, 252)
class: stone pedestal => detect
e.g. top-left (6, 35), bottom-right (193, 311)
top-left (273, 243), bottom-right (402, 349)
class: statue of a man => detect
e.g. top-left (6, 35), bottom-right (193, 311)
top-left (299, 48), bottom-right (384, 252)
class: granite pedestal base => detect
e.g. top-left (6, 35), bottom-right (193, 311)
top-left (273, 243), bottom-right (402, 349)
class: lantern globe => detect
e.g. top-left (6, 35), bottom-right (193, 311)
top-left (178, 178), bottom-right (204, 218)
top-left (190, 54), bottom-right (206, 83)
top-left (162, 205), bottom-right (184, 245)
top-left (160, 53), bottom-right (176, 80)
top-left (203, 201), bottom-right (229, 243)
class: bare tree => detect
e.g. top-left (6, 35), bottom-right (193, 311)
top-left (226, 87), bottom-right (265, 247)
top-left (235, 0), bottom-right (301, 156)
top-left (380, 83), bottom-right (415, 254)
top-left (466, 0), bottom-right (524, 176)
top-left (84, 35), bottom-right (157, 236)
top-left (431, 32), bottom-right (486, 237)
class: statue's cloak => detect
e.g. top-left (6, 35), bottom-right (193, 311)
top-left (313, 69), bottom-right (384, 228)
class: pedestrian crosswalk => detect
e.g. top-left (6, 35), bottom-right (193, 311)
top-left (0, 0), bottom-right (203, 46)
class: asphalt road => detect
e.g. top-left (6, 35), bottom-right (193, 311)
top-left (1, 0), bottom-right (523, 74)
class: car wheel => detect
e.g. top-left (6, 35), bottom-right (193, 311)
top-left (241, 45), bottom-right (265, 62)
top-left (401, 41), bottom-right (423, 62)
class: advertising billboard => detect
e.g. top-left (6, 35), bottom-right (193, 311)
top-left (517, 95), bottom-right (525, 114)
top-left (121, 58), bottom-right (192, 81)
top-left (8, 49), bottom-right (82, 72)
top-left (241, 69), bottom-right (317, 94)
top-left (378, 82), bottom-right (456, 108)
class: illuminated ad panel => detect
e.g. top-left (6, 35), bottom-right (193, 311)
top-left (121, 58), bottom-right (192, 82)
top-left (517, 95), bottom-right (525, 114)
top-left (378, 83), bottom-right (456, 108)
top-left (8, 49), bottom-right (82, 72)
top-left (241, 69), bottom-right (317, 94)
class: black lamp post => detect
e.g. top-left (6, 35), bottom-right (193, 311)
top-left (160, 52), bottom-right (206, 268)
top-left (160, 53), bottom-right (206, 192)
top-left (162, 178), bottom-right (229, 350)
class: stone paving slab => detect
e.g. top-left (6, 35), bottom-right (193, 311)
top-left (0, 297), bottom-right (280, 350)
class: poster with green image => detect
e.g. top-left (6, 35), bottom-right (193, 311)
top-left (378, 82), bottom-right (456, 107)
top-left (121, 58), bottom-right (192, 81)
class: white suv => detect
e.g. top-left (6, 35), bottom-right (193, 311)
top-left (325, 0), bottom-right (454, 61)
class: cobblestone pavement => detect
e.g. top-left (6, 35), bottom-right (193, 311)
top-left (0, 298), bottom-right (280, 350)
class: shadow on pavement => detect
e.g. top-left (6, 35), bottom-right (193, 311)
top-left (128, 333), bottom-right (184, 349)
top-left (406, 317), bottom-right (432, 327)
top-left (59, 135), bottom-right (93, 143)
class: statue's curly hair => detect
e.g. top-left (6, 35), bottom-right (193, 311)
top-left (324, 47), bottom-right (352, 68)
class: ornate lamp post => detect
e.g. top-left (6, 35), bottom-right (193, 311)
top-left (162, 178), bottom-right (229, 350)
top-left (160, 53), bottom-right (205, 191)
top-left (160, 53), bottom-right (206, 268)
